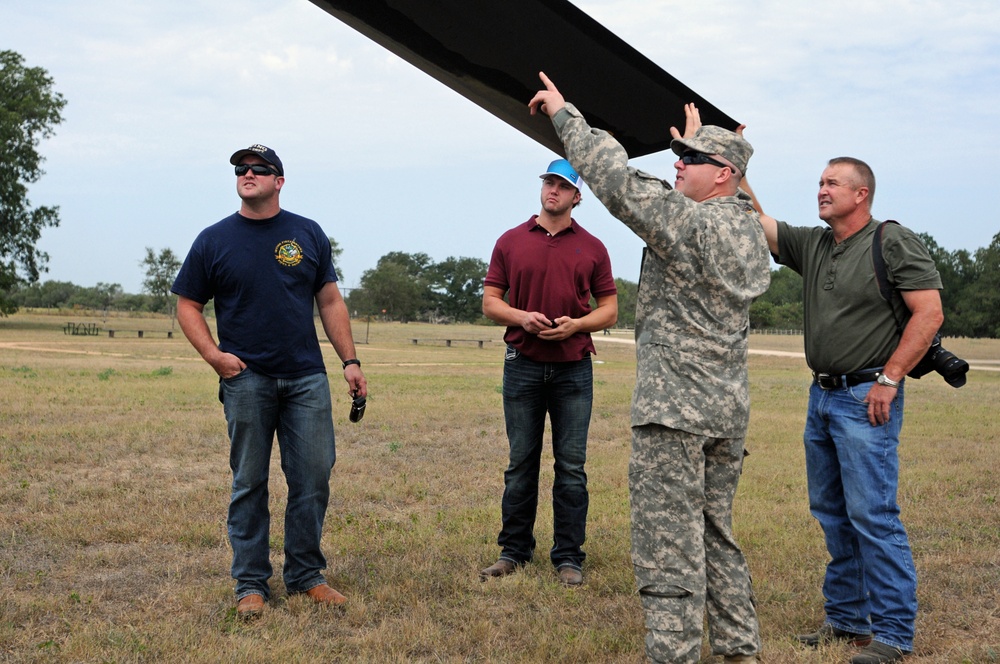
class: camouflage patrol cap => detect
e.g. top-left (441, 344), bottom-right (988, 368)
top-left (671, 126), bottom-right (753, 175)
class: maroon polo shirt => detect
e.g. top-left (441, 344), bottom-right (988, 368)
top-left (485, 216), bottom-right (617, 362)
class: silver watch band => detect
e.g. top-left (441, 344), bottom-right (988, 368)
top-left (876, 372), bottom-right (900, 388)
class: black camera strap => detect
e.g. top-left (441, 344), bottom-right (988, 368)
top-left (871, 219), bottom-right (906, 335)
top-left (871, 220), bottom-right (968, 387)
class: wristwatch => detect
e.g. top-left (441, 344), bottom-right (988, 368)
top-left (876, 372), bottom-right (900, 388)
top-left (342, 358), bottom-right (361, 370)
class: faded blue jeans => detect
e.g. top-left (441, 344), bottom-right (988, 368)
top-left (804, 378), bottom-right (916, 652)
top-left (219, 369), bottom-right (336, 601)
top-left (497, 347), bottom-right (592, 570)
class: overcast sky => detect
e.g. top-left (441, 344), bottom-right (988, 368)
top-left (4, 1), bottom-right (1000, 294)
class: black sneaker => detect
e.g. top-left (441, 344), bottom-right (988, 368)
top-left (850, 641), bottom-right (910, 663)
top-left (797, 623), bottom-right (873, 647)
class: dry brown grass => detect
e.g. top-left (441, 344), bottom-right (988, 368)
top-left (0, 313), bottom-right (997, 663)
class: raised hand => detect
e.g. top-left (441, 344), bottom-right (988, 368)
top-left (669, 102), bottom-right (702, 140)
top-left (528, 71), bottom-right (566, 118)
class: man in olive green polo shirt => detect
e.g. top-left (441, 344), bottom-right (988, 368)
top-left (757, 157), bottom-right (943, 664)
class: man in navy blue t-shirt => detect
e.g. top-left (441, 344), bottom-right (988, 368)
top-left (172, 144), bottom-right (367, 619)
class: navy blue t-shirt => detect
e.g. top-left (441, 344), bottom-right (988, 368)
top-left (171, 210), bottom-right (339, 378)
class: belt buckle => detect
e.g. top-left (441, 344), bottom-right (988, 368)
top-left (816, 373), bottom-right (840, 390)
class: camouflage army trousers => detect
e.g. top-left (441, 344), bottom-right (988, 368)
top-left (629, 424), bottom-right (760, 663)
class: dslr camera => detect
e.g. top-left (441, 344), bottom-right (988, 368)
top-left (907, 334), bottom-right (969, 388)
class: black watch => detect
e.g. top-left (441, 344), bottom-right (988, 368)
top-left (342, 358), bottom-right (361, 370)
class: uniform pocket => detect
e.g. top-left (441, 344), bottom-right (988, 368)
top-left (630, 516), bottom-right (699, 633)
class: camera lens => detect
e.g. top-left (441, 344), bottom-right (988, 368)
top-left (937, 353), bottom-right (969, 388)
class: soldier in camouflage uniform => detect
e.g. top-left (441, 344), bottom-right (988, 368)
top-left (530, 73), bottom-right (769, 663)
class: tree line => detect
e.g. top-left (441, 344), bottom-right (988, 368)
top-left (345, 230), bottom-right (1000, 338)
top-left (8, 231), bottom-right (1000, 338)
top-left (8, 247), bottom-right (182, 315)
top-left (341, 250), bottom-right (640, 327)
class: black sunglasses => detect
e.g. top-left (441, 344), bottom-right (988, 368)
top-left (680, 152), bottom-right (730, 169)
top-left (235, 163), bottom-right (278, 177)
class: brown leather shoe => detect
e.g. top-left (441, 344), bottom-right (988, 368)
top-left (304, 583), bottom-right (347, 606)
top-left (557, 566), bottom-right (583, 586)
top-left (236, 593), bottom-right (265, 619)
top-left (479, 559), bottom-right (517, 580)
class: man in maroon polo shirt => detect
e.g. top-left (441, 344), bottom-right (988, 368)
top-left (479, 159), bottom-right (618, 586)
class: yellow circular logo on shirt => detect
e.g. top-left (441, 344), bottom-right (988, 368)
top-left (274, 240), bottom-right (303, 266)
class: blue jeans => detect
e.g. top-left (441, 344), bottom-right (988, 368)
top-left (219, 369), bottom-right (336, 600)
top-left (804, 378), bottom-right (916, 652)
top-left (498, 348), bottom-right (593, 569)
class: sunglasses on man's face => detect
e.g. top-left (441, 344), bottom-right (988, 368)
top-left (235, 163), bottom-right (278, 177)
top-left (680, 152), bottom-right (729, 169)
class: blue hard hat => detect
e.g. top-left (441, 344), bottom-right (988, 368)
top-left (539, 159), bottom-right (583, 190)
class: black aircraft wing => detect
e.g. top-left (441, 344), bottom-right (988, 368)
top-left (308, 0), bottom-right (739, 158)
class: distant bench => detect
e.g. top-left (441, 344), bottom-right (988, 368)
top-left (107, 329), bottom-right (174, 339)
top-left (64, 322), bottom-right (101, 336)
top-left (410, 338), bottom-right (492, 349)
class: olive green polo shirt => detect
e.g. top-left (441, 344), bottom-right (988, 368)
top-left (776, 218), bottom-right (942, 374)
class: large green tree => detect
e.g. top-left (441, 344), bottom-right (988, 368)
top-left (350, 260), bottom-right (425, 322)
top-left (346, 251), bottom-right (491, 323)
top-left (0, 50), bottom-right (67, 314)
top-left (379, 251), bottom-right (433, 278)
top-left (426, 256), bottom-right (488, 323)
top-left (141, 247), bottom-right (182, 316)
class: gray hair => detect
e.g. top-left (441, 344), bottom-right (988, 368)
top-left (828, 157), bottom-right (876, 208)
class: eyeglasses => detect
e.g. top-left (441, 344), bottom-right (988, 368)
top-left (235, 163), bottom-right (278, 177)
top-left (680, 152), bottom-right (730, 169)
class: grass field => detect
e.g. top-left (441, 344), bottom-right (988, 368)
top-left (1, 312), bottom-right (997, 663)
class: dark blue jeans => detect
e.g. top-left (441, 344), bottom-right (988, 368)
top-left (805, 379), bottom-right (916, 652)
top-left (219, 369), bottom-right (336, 601)
top-left (498, 347), bottom-right (593, 570)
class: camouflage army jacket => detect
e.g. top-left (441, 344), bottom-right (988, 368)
top-left (553, 104), bottom-right (771, 437)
